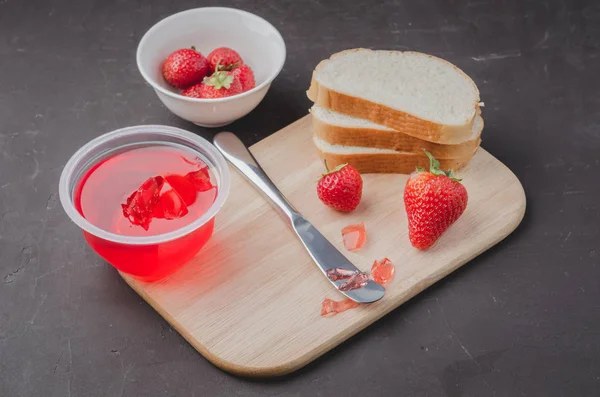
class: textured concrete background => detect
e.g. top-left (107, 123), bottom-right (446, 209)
top-left (1, 0), bottom-right (599, 395)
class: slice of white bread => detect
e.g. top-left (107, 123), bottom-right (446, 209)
top-left (307, 49), bottom-right (481, 144)
top-left (313, 136), bottom-right (478, 174)
top-left (311, 106), bottom-right (483, 159)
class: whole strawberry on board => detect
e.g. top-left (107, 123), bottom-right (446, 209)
top-left (404, 150), bottom-right (468, 249)
top-left (317, 161), bottom-right (363, 212)
top-left (207, 47), bottom-right (243, 72)
top-left (182, 70), bottom-right (243, 99)
top-left (162, 46), bottom-right (210, 89)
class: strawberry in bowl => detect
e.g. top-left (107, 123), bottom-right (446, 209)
top-left (182, 71), bottom-right (244, 99)
top-left (136, 7), bottom-right (286, 127)
top-left (207, 47), bottom-right (244, 73)
top-left (162, 47), bottom-right (210, 89)
top-left (163, 46), bottom-right (256, 99)
top-left (232, 64), bottom-right (256, 92)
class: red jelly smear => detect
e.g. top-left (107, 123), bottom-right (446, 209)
top-left (74, 145), bottom-right (218, 281)
top-left (321, 298), bottom-right (360, 317)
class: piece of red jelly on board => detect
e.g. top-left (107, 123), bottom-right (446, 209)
top-left (341, 222), bottom-right (367, 251)
top-left (321, 298), bottom-right (360, 317)
top-left (185, 166), bottom-right (213, 192)
top-left (153, 179), bottom-right (189, 220)
top-left (121, 176), bottom-right (164, 230)
top-left (371, 258), bottom-right (395, 285)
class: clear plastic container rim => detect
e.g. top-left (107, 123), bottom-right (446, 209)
top-left (58, 125), bottom-right (231, 246)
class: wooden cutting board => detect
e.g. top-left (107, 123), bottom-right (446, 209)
top-left (121, 115), bottom-right (526, 377)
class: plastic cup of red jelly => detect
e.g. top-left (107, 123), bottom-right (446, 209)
top-left (59, 125), bottom-right (231, 282)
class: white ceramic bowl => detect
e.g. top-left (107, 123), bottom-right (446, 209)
top-left (137, 7), bottom-right (286, 127)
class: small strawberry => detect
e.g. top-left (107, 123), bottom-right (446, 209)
top-left (207, 47), bottom-right (243, 72)
top-left (232, 64), bottom-right (256, 92)
top-left (404, 150), bottom-right (468, 250)
top-left (162, 47), bottom-right (210, 89)
top-left (317, 161), bottom-right (363, 212)
top-left (182, 70), bottom-right (243, 99)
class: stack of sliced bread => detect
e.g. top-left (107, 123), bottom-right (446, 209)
top-left (307, 49), bottom-right (483, 173)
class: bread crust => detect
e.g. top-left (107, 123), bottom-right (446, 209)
top-left (312, 110), bottom-right (483, 159)
top-left (315, 145), bottom-right (478, 174)
top-left (307, 49), bottom-right (481, 145)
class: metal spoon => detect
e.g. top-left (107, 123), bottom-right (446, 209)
top-left (213, 132), bottom-right (385, 304)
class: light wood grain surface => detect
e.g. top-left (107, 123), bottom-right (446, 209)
top-left (121, 115), bottom-right (526, 377)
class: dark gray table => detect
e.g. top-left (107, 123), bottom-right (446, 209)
top-left (1, 0), bottom-right (599, 396)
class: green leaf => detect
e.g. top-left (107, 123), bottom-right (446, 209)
top-left (203, 71), bottom-right (233, 89)
top-left (422, 149), bottom-right (463, 182)
top-left (446, 169), bottom-right (462, 182)
top-left (216, 62), bottom-right (239, 72)
top-left (423, 150), bottom-right (445, 176)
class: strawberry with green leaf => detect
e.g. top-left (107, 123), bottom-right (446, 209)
top-left (404, 150), bottom-right (468, 249)
top-left (162, 46), bottom-right (210, 89)
top-left (207, 47), bottom-right (243, 73)
top-left (182, 70), bottom-right (243, 99)
top-left (317, 161), bottom-right (363, 212)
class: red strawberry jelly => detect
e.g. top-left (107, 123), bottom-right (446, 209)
top-left (341, 222), bottom-right (367, 251)
top-left (321, 259), bottom-right (397, 317)
top-left (371, 258), bottom-right (395, 285)
top-left (321, 298), bottom-right (360, 317)
top-left (74, 145), bottom-right (218, 281)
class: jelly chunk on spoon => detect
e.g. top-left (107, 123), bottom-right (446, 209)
top-left (338, 272), bottom-right (370, 291)
top-left (321, 258), bottom-right (396, 317)
top-left (325, 267), bottom-right (359, 281)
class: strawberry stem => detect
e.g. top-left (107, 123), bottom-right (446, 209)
top-left (322, 160), bottom-right (348, 177)
top-left (422, 150), bottom-right (462, 182)
top-left (216, 61), bottom-right (239, 72)
top-left (191, 45), bottom-right (197, 51)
